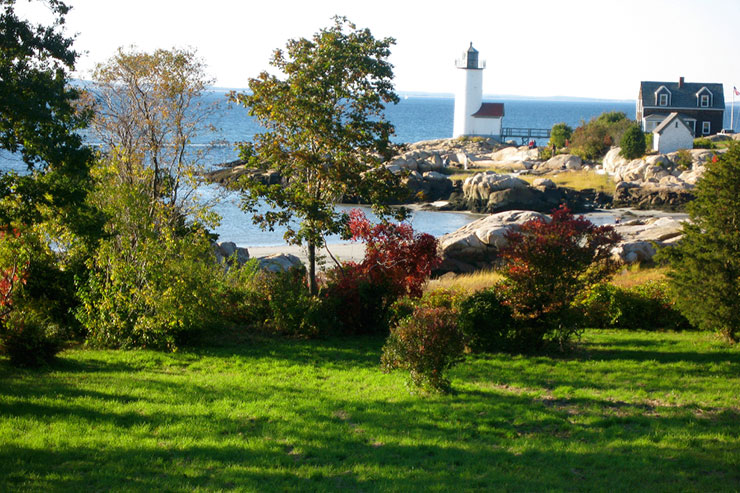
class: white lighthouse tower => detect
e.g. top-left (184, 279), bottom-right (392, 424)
top-left (453, 43), bottom-right (503, 138)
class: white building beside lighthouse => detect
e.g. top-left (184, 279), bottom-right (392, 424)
top-left (453, 43), bottom-right (504, 138)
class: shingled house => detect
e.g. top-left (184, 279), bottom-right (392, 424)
top-left (636, 78), bottom-right (725, 137)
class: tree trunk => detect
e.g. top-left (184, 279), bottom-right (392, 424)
top-left (307, 240), bottom-right (317, 295)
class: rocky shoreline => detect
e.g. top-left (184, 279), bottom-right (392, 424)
top-left (205, 135), bottom-right (737, 274)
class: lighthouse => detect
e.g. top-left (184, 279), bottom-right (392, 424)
top-left (453, 43), bottom-right (504, 138)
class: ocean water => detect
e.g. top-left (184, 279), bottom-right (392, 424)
top-left (0, 92), bottom-right (643, 246)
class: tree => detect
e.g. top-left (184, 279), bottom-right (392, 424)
top-left (619, 123), bottom-right (646, 159)
top-left (0, 0), bottom-right (94, 232)
top-left (89, 46), bottom-right (217, 225)
top-left (78, 48), bottom-right (223, 350)
top-left (231, 17), bottom-right (402, 294)
top-left (549, 122), bottom-right (572, 149)
top-left (659, 143), bottom-right (740, 342)
top-left (0, 1), bottom-right (98, 365)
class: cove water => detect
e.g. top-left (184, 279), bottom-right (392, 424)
top-left (1, 92), bottom-right (638, 246)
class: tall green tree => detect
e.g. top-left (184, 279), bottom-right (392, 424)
top-left (231, 16), bottom-right (402, 293)
top-left (1, 0), bottom-right (96, 365)
top-left (0, 0), bottom-right (94, 233)
top-left (659, 143), bottom-right (740, 342)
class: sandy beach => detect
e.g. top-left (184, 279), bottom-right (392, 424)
top-left (247, 242), bottom-right (366, 266)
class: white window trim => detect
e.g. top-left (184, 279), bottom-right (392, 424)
top-left (659, 93), bottom-right (669, 106)
top-left (702, 121), bottom-right (711, 135)
top-left (700, 94), bottom-right (710, 107)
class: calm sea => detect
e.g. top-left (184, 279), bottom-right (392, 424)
top-left (1, 93), bottom-right (642, 246)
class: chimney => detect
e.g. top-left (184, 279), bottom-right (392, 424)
top-left (679, 76), bottom-right (684, 88)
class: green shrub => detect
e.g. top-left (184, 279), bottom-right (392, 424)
top-left (620, 124), bottom-right (647, 159)
top-left (0, 226), bottom-right (75, 366)
top-left (579, 281), bottom-right (690, 331)
top-left (258, 267), bottom-right (328, 337)
top-left (693, 137), bottom-right (716, 149)
top-left (458, 286), bottom-right (517, 352)
top-left (645, 132), bottom-right (654, 151)
top-left (674, 149), bottom-right (693, 169)
top-left (381, 306), bottom-right (465, 393)
top-left (539, 146), bottom-right (553, 160)
top-left (549, 122), bottom-right (573, 149)
top-left (0, 307), bottom-right (66, 367)
top-left (569, 112), bottom-right (632, 161)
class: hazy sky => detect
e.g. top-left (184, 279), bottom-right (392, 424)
top-left (18, 0), bottom-right (740, 100)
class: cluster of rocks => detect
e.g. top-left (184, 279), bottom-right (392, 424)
top-left (213, 241), bottom-right (303, 273)
top-left (449, 170), bottom-right (609, 214)
top-left (205, 160), bottom-right (282, 187)
top-left (603, 147), bottom-right (721, 210)
top-left (435, 209), bottom-right (685, 274)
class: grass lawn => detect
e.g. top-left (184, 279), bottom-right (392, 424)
top-left (1, 330), bottom-right (738, 492)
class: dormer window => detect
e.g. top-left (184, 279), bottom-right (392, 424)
top-left (659, 93), bottom-right (668, 106)
top-left (700, 94), bottom-right (710, 107)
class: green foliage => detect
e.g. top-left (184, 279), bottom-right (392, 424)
top-left (0, 226), bottom-right (70, 366)
top-left (645, 131), bottom-right (654, 151)
top-left (659, 141), bottom-right (740, 342)
top-left (254, 268), bottom-right (328, 337)
top-left (538, 146), bottom-right (553, 160)
top-left (674, 149), bottom-right (693, 169)
top-left (0, 0), bottom-right (95, 234)
top-left (569, 112), bottom-right (632, 161)
top-left (619, 124), bottom-right (647, 159)
top-left (458, 286), bottom-right (518, 352)
top-left (381, 306), bottom-right (465, 392)
top-left (549, 122), bottom-right (572, 149)
top-left (0, 305), bottom-right (66, 367)
top-left (231, 17), bottom-right (403, 293)
top-left (578, 281), bottom-right (690, 331)
top-left (76, 171), bottom-right (222, 351)
top-left (693, 137), bottom-right (716, 149)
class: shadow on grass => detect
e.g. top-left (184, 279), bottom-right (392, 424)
top-left (1, 384), bottom-right (738, 492)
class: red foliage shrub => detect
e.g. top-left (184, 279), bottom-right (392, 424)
top-left (381, 305), bottom-right (465, 392)
top-left (500, 205), bottom-right (621, 348)
top-left (324, 209), bottom-right (441, 334)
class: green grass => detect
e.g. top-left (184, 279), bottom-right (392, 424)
top-left (1, 330), bottom-right (739, 491)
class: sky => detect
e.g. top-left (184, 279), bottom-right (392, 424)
top-left (16, 0), bottom-right (740, 101)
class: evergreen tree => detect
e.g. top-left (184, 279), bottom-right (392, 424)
top-left (660, 142), bottom-right (740, 342)
top-left (619, 124), bottom-right (646, 159)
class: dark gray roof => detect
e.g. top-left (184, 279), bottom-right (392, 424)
top-left (653, 112), bottom-right (692, 134)
top-left (640, 80), bottom-right (725, 109)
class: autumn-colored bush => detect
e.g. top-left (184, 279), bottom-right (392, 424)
top-left (569, 112), bottom-right (632, 161)
top-left (381, 306), bottom-right (465, 393)
top-left (500, 205), bottom-right (621, 349)
top-left (324, 209), bottom-right (441, 335)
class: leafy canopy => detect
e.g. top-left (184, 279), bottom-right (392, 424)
top-left (0, 0), bottom-right (94, 232)
top-left (619, 123), bottom-right (646, 159)
top-left (231, 16), bottom-right (402, 292)
top-left (659, 142), bottom-right (740, 342)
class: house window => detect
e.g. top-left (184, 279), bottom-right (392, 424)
top-left (700, 94), bottom-right (710, 107)
top-left (659, 93), bottom-right (668, 106)
top-left (702, 121), bottom-right (711, 135)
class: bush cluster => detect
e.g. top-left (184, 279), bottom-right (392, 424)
top-left (693, 137), bottom-right (716, 149)
top-left (578, 281), bottom-right (691, 331)
top-left (569, 112), bottom-right (633, 161)
top-left (619, 124), bottom-right (647, 160)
